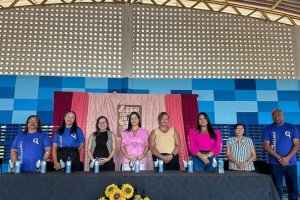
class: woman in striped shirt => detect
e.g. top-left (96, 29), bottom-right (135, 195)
top-left (226, 123), bottom-right (256, 171)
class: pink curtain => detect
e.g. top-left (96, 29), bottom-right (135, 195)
top-left (165, 94), bottom-right (188, 170)
top-left (71, 92), bottom-right (89, 162)
top-left (85, 93), bottom-right (165, 171)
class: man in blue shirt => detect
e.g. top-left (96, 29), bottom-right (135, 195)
top-left (263, 109), bottom-right (299, 200)
top-left (11, 115), bottom-right (51, 172)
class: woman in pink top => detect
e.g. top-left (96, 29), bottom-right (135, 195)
top-left (120, 112), bottom-right (149, 171)
top-left (188, 112), bottom-right (222, 171)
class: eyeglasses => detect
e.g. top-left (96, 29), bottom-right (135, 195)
top-left (98, 121), bottom-right (107, 125)
top-left (235, 128), bottom-right (244, 130)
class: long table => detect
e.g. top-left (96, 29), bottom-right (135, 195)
top-left (0, 171), bottom-right (279, 200)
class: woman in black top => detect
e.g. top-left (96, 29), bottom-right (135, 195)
top-left (87, 116), bottom-right (116, 171)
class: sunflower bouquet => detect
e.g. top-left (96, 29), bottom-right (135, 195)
top-left (98, 183), bottom-right (150, 200)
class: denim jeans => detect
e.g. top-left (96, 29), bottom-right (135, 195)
top-left (269, 164), bottom-right (298, 200)
top-left (192, 155), bottom-right (218, 172)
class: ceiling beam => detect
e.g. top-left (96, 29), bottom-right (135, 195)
top-left (271, 0), bottom-right (283, 10)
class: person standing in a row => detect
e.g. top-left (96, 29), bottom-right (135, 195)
top-left (52, 111), bottom-right (85, 171)
top-left (11, 115), bottom-right (51, 172)
top-left (87, 116), bottom-right (116, 171)
top-left (263, 109), bottom-right (299, 200)
top-left (188, 112), bottom-right (222, 172)
top-left (149, 112), bottom-right (181, 170)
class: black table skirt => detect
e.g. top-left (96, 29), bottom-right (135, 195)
top-left (0, 171), bottom-right (279, 200)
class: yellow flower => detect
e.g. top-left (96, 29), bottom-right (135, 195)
top-left (143, 197), bottom-right (150, 200)
top-left (134, 195), bottom-right (142, 200)
top-left (99, 197), bottom-right (106, 200)
top-left (105, 184), bottom-right (119, 198)
top-left (109, 188), bottom-right (125, 200)
top-left (121, 183), bottom-right (134, 199)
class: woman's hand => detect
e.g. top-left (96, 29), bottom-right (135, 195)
top-left (198, 154), bottom-right (209, 164)
top-left (100, 158), bottom-right (109, 165)
top-left (54, 161), bottom-right (61, 170)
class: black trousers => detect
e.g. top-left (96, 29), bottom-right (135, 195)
top-left (57, 147), bottom-right (82, 171)
top-left (153, 153), bottom-right (180, 170)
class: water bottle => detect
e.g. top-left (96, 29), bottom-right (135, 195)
top-left (158, 159), bottom-right (164, 173)
top-left (40, 159), bottom-right (47, 174)
top-left (66, 157), bottom-right (72, 174)
top-left (188, 157), bottom-right (193, 173)
top-left (94, 157), bottom-right (100, 174)
top-left (134, 158), bottom-right (140, 173)
top-left (218, 158), bottom-right (224, 174)
top-left (60, 159), bottom-right (65, 172)
top-left (153, 160), bottom-right (158, 172)
top-left (15, 159), bottom-right (21, 174)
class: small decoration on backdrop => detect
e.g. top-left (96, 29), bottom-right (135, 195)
top-left (99, 183), bottom-right (150, 200)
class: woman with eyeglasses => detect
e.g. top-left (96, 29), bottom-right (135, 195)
top-left (188, 112), bottom-right (222, 172)
top-left (10, 115), bottom-right (51, 172)
top-left (120, 112), bottom-right (149, 171)
top-left (87, 116), bottom-right (116, 171)
top-left (52, 111), bottom-right (85, 171)
top-left (226, 123), bottom-right (256, 171)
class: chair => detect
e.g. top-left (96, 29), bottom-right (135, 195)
top-left (254, 160), bottom-right (270, 175)
top-left (224, 160), bottom-right (229, 171)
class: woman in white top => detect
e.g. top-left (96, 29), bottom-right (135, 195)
top-left (226, 123), bottom-right (256, 171)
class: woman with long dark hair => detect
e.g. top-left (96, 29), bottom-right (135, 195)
top-left (87, 116), bottom-right (116, 171)
top-left (11, 115), bottom-right (51, 172)
top-left (120, 112), bottom-right (149, 171)
top-left (52, 111), bottom-right (85, 171)
top-left (188, 112), bottom-right (222, 171)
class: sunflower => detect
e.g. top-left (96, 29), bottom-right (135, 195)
top-left (109, 188), bottom-right (125, 200)
top-left (134, 195), bottom-right (142, 200)
top-left (99, 197), bottom-right (106, 200)
top-left (105, 184), bottom-right (119, 198)
top-left (143, 197), bottom-right (150, 200)
top-left (121, 183), bottom-right (134, 199)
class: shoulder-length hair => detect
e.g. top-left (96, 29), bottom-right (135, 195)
top-left (24, 115), bottom-right (42, 133)
top-left (126, 112), bottom-right (141, 132)
top-left (93, 116), bottom-right (110, 136)
top-left (196, 112), bottom-right (217, 140)
top-left (58, 111), bottom-right (78, 135)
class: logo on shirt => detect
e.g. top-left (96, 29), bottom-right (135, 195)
top-left (285, 131), bottom-right (291, 138)
top-left (33, 138), bottom-right (39, 144)
top-left (71, 134), bottom-right (77, 140)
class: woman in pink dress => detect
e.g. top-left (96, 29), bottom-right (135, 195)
top-left (120, 112), bottom-right (149, 171)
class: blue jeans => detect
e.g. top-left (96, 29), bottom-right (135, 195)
top-left (269, 164), bottom-right (298, 200)
top-left (192, 155), bottom-right (217, 172)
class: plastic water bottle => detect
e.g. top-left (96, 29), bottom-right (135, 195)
top-left (218, 158), bottom-right (224, 174)
top-left (158, 159), bottom-right (164, 173)
top-left (66, 157), bottom-right (72, 174)
top-left (134, 158), bottom-right (140, 173)
top-left (15, 159), bottom-right (21, 174)
top-left (94, 157), bottom-right (100, 174)
top-left (188, 157), bottom-right (193, 173)
top-left (40, 159), bottom-right (47, 174)
top-left (60, 159), bottom-right (65, 172)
